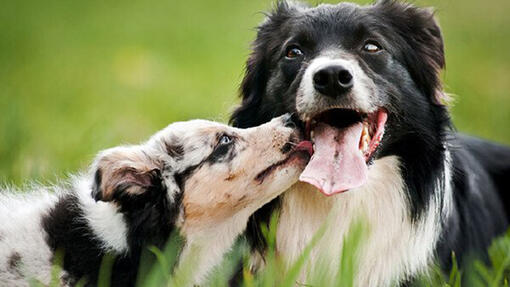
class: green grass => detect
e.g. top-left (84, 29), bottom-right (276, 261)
top-left (1, 0), bottom-right (509, 184)
top-left (36, 214), bottom-right (510, 287)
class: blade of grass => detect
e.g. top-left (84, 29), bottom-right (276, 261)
top-left (97, 253), bottom-right (115, 287)
top-left (138, 231), bottom-right (184, 287)
top-left (280, 222), bottom-right (327, 287)
top-left (448, 252), bottom-right (462, 287)
top-left (335, 218), bottom-right (368, 287)
top-left (49, 248), bottom-right (64, 287)
top-left (147, 246), bottom-right (171, 282)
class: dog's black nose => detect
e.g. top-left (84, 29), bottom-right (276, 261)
top-left (313, 65), bottom-right (353, 98)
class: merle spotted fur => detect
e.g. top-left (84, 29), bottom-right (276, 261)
top-left (42, 170), bottom-right (182, 287)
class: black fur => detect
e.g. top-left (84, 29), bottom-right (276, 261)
top-left (206, 138), bottom-right (236, 164)
top-left (8, 252), bottom-right (21, 272)
top-left (92, 169), bottom-right (104, 201)
top-left (43, 194), bottom-right (112, 286)
top-left (230, 0), bottom-right (510, 283)
top-left (165, 143), bottom-right (185, 160)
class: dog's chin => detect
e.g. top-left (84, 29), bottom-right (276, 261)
top-left (297, 108), bottom-right (388, 196)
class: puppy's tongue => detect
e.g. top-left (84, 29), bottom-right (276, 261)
top-left (299, 122), bottom-right (367, 196)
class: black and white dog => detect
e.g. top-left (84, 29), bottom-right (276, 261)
top-left (231, 1), bottom-right (510, 285)
top-left (0, 115), bottom-right (310, 286)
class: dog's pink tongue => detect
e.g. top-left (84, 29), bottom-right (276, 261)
top-left (299, 122), bottom-right (367, 196)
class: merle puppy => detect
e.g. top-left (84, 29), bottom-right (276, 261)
top-left (0, 115), bottom-right (310, 286)
top-left (230, 1), bottom-right (510, 285)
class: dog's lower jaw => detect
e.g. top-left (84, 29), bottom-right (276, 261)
top-left (275, 155), bottom-right (450, 286)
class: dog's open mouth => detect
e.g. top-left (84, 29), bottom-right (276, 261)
top-left (300, 108), bottom-right (388, 196)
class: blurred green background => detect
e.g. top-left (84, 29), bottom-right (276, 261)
top-left (1, 0), bottom-right (509, 184)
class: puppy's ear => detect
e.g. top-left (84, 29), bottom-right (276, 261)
top-left (230, 1), bottom-right (306, 128)
top-left (375, 0), bottom-right (446, 105)
top-left (91, 146), bottom-right (165, 203)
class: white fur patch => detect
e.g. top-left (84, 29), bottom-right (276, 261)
top-left (276, 155), bottom-right (449, 286)
top-left (442, 148), bottom-right (454, 221)
top-left (0, 186), bottom-right (58, 285)
top-left (74, 176), bottom-right (129, 253)
top-left (0, 178), bottom-right (130, 285)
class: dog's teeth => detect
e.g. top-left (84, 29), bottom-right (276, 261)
top-left (362, 126), bottom-right (371, 143)
top-left (362, 140), bottom-right (368, 153)
top-left (362, 125), bottom-right (369, 136)
top-left (311, 130), bottom-right (315, 140)
top-left (359, 125), bottom-right (372, 153)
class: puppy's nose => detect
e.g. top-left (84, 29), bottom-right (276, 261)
top-left (313, 65), bottom-right (353, 98)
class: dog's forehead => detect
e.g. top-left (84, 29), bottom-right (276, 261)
top-left (287, 2), bottom-right (369, 41)
top-left (309, 2), bottom-right (361, 17)
top-left (148, 119), bottom-right (236, 153)
top-left (156, 120), bottom-right (227, 137)
top-left (298, 3), bottom-right (362, 24)
top-left (172, 119), bottom-right (226, 133)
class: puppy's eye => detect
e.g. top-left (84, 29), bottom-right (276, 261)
top-left (219, 135), bottom-right (232, 145)
top-left (363, 41), bottom-right (382, 53)
top-left (285, 46), bottom-right (304, 59)
top-left (207, 134), bottom-right (235, 163)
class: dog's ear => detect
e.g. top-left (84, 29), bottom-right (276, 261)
top-left (375, 0), bottom-right (446, 105)
top-left (91, 146), bottom-right (168, 203)
top-left (230, 1), bottom-right (305, 127)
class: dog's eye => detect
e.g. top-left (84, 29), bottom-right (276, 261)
top-left (207, 134), bottom-right (235, 163)
top-left (363, 41), bottom-right (382, 53)
top-left (285, 46), bottom-right (304, 59)
top-left (219, 135), bottom-right (232, 145)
